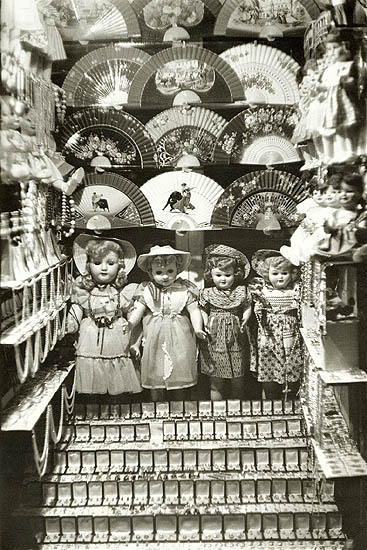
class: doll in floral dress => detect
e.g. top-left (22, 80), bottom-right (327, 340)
top-left (199, 244), bottom-right (252, 401)
top-left (128, 245), bottom-right (205, 402)
top-left (250, 250), bottom-right (303, 400)
top-left (67, 234), bottom-right (141, 397)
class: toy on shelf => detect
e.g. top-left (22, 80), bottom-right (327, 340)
top-left (250, 250), bottom-right (303, 400)
top-left (198, 245), bottom-right (252, 401)
top-left (128, 245), bottom-right (205, 402)
top-left (67, 235), bottom-right (141, 396)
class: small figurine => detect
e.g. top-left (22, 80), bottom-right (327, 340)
top-left (67, 235), bottom-right (142, 397)
top-left (250, 250), bottom-right (303, 400)
top-left (128, 245), bottom-right (205, 402)
top-left (198, 244), bottom-right (252, 401)
top-left (255, 202), bottom-right (281, 234)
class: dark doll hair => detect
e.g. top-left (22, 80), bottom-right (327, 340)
top-left (260, 255), bottom-right (299, 285)
top-left (147, 254), bottom-right (184, 277)
top-left (78, 240), bottom-right (127, 291)
top-left (204, 256), bottom-right (244, 284)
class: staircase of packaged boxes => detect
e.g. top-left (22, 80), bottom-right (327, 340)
top-left (15, 398), bottom-right (347, 548)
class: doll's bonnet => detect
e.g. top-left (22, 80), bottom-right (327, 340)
top-left (204, 244), bottom-right (250, 279)
top-left (137, 245), bottom-right (191, 273)
top-left (73, 233), bottom-right (137, 276)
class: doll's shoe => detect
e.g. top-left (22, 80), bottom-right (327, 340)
top-left (279, 245), bottom-right (300, 266)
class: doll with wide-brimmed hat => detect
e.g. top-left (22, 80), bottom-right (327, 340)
top-left (67, 234), bottom-right (141, 396)
top-left (199, 244), bottom-right (252, 401)
top-left (250, 249), bottom-right (302, 400)
top-left (128, 245), bottom-right (205, 402)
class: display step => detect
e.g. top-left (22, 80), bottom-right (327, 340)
top-left (23, 542), bottom-right (348, 550)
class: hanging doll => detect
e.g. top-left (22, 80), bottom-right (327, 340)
top-left (198, 244), bottom-right (252, 401)
top-left (67, 235), bottom-right (142, 396)
top-left (128, 245), bottom-right (205, 402)
top-left (280, 175), bottom-right (339, 265)
top-left (250, 250), bottom-right (303, 400)
top-left (312, 172), bottom-right (365, 258)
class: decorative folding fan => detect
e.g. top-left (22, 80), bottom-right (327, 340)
top-left (131, 0), bottom-right (223, 17)
top-left (71, 172), bottom-right (155, 229)
top-left (146, 106), bottom-right (227, 167)
top-left (220, 44), bottom-right (300, 105)
top-left (211, 169), bottom-right (307, 228)
top-left (58, 109), bottom-right (158, 168)
top-left (62, 45), bottom-right (151, 107)
top-left (128, 45), bottom-right (244, 106)
top-left (54, 0), bottom-right (141, 41)
top-left (214, 0), bottom-right (318, 37)
top-left (140, 171), bottom-right (224, 229)
top-left (214, 106), bottom-right (301, 165)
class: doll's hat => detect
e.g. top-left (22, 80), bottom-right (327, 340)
top-left (251, 249), bottom-right (283, 275)
top-left (204, 244), bottom-right (250, 279)
top-left (73, 233), bottom-right (137, 276)
top-left (137, 245), bottom-right (191, 273)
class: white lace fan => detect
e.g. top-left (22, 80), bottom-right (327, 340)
top-left (220, 44), bottom-right (300, 104)
top-left (72, 172), bottom-right (155, 228)
top-left (140, 171), bottom-right (224, 229)
top-left (211, 169), bottom-right (307, 227)
top-left (146, 106), bottom-right (227, 167)
top-left (214, 106), bottom-right (301, 164)
top-left (62, 45), bottom-right (151, 107)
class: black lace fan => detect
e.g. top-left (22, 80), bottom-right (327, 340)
top-left (58, 109), bottom-right (158, 168)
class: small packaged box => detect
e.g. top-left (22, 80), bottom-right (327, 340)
top-left (139, 450), bottom-right (153, 472)
top-left (302, 479), bottom-right (315, 502)
top-left (77, 516), bottom-right (93, 543)
top-left (189, 420), bottom-right (201, 440)
top-left (103, 481), bottom-right (118, 505)
top-left (273, 400), bottom-right (283, 415)
top-left (287, 418), bottom-right (302, 437)
top-left (110, 450), bottom-right (124, 472)
top-left (86, 403), bottom-right (99, 419)
top-left (211, 479), bottom-right (225, 504)
top-left (178, 515), bottom-right (200, 541)
top-left (198, 400), bottom-right (212, 417)
top-left (283, 400), bottom-right (294, 415)
top-left (241, 400), bottom-right (252, 416)
top-left (285, 448), bottom-right (299, 472)
top-left (74, 403), bottom-right (85, 420)
top-left (195, 480), bottom-right (210, 504)
top-left (295, 512), bottom-right (311, 539)
top-left (155, 402), bottom-right (169, 418)
top-left (183, 449), bottom-right (197, 471)
top-left (299, 449), bottom-right (309, 471)
top-left (120, 404), bottom-right (130, 419)
top-left (272, 420), bottom-right (287, 439)
top-left (226, 480), bottom-right (241, 504)
top-left (240, 479), bottom-right (256, 503)
top-left (257, 479), bottom-right (271, 502)
top-left (118, 481), bottom-right (133, 505)
top-left (270, 448), bottom-right (285, 472)
top-left (327, 511), bottom-right (343, 539)
top-left (247, 513), bottom-right (262, 540)
top-left (176, 421), bottom-right (189, 440)
top-left (170, 400), bottom-right (184, 418)
top-left (320, 480), bottom-right (335, 503)
top-left (120, 425), bottom-right (134, 442)
top-left (141, 402), bottom-right (155, 418)
top-left (93, 517), bottom-right (109, 543)
top-left (44, 517), bottom-right (60, 543)
top-left (130, 403), bottom-right (141, 418)
top-left (135, 424), bottom-right (150, 442)
top-left (105, 425), bottom-right (119, 442)
top-left (60, 517), bottom-right (76, 543)
top-left (96, 450), bottom-right (110, 473)
top-left (124, 450), bottom-right (139, 472)
top-left (197, 449), bottom-right (211, 471)
top-left (155, 515), bottom-right (177, 542)
top-left (180, 480), bottom-right (194, 504)
top-left (255, 449), bottom-right (270, 471)
top-left (110, 404), bottom-right (120, 418)
top-left (149, 480), bottom-right (164, 504)
top-left (91, 425), bottom-right (105, 442)
top-left (226, 448), bottom-right (241, 470)
top-left (184, 400), bottom-right (198, 418)
top-left (262, 400), bottom-right (273, 415)
top-left (168, 449), bottom-right (183, 472)
top-left (212, 400), bottom-right (226, 417)
top-left (43, 483), bottom-right (57, 506)
top-left (202, 420), bottom-right (214, 440)
top-left (53, 451), bottom-right (67, 474)
top-left (88, 481), bottom-right (103, 505)
top-left (164, 480), bottom-right (179, 505)
top-left (109, 517), bottom-right (131, 542)
top-left (72, 481), bottom-right (87, 505)
top-left (154, 450), bottom-right (168, 472)
top-left (99, 404), bottom-right (110, 419)
top-left (133, 480), bottom-right (148, 505)
top-left (75, 424), bottom-right (90, 442)
top-left (67, 451), bottom-right (81, 473)
top-left (252, 400), bottom-right (262, 415)
top-left (311, 512), bottom-right (327, 539)
top-left (214, 420), bottom-right (227, 439)
top-left (132, 516), bottom-right (154, 542)
top-left (212, 449), bottom-right (226, 471)
top-left (263, 513), bottom-right (278, 540)
top-left (242, 422), bottom-right (257, 439)
top-left (258, 421), bottom-right (272, 439)
top-left (201, 515), bottom-right (223, 541)
top-left (227, 399), bottom-right (241, 416)
top-left (241, 449), bottom-right (256, 472)
top-left (272, 478), bottom-right (287, 502)
top-left (288, 479), bottom-right (302, 502)
top-left (223, 514), bottom-right (246, 541)
top-left (279, 512), bottom-right (295, 540)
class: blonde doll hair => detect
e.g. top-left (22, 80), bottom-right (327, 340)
top-left (79, 240), bottom-right (127, 290)
top-left (261, 255), bottom-right (299, 285)
top-left (204, 255), bottom-right (244, 283)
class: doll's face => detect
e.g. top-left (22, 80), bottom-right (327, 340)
top-left (325, 41), bottom-right (350, 62)
top-left (20, 111), bottom-right (37, 136)
top-left (89, 250), bottom-right (120, 285)
top-left (269, 265), bottom-right (292, 290)
top-left (337, 182), bottom-right (362, 209)
top-left (211, 266), bottom-right (235, 290)
top-left (312, 189), bottom-right (327, 206)
top-left (323, 185), bottom-right (339, 208)
top-left (151, 258), bottom-right (177, 288)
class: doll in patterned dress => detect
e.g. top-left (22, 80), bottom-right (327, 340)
top-left (128, 245), bottom-right (205, 402)
top-left (199, 245), bottom-right (252, 401)
top-left (67, 235), bottom-right (142, 397)
top-left (250, 250), bottom-right (303, 400)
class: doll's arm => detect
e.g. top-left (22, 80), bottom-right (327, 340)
top-left (186, 302), bottom-right (206, 340)
top-left (200, 308), bottom-right (209, 333)
top-left (240, 303), bottom-right (252, 332)
top-left (67, 303), bottom-right (83, 334)
top-left (127, 301), bottom-right (147, 328)
top-left (129, 324), bottom-right (143, 361)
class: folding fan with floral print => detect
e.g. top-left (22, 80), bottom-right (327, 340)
top-left (214, 0), bottom-right (319, 37)
top-left (140, 170), bottom-right (224, 229)
top-left (214, 106), bottom-right (301, 165)
top-left (62, 45), bottom-right (151, 107)
top-left (53, 0), bottom-right (141, 41)
top-left (145, 105), bottom-right (227, 167)
top-left (211, 169), bottom-right (307, 228)
top-left (127, 45), bottom-right (244, 106)
top-left (220, 43), bottom-right (300, 105)
top-left (58, 109), bottom-right (158, 168)
top-left (70, 172), bottom-right (155, 229)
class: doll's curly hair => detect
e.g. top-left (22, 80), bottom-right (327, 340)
top-left (260, 255), bottom-right (299, 285)
top-left (147, 254), bottom-right (185, 276)
top-left (204, 256), bottom-right (244, 283)
top-left (78, 240), bottom-right (127, 291)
